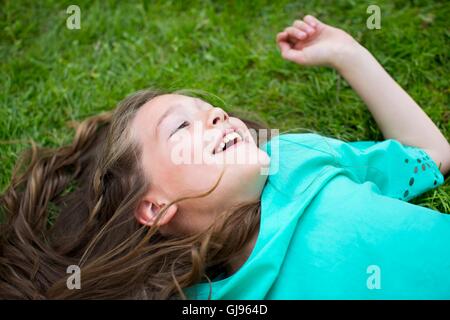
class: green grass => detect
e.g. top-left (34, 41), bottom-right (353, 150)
top-left (1, 0), bottom-right (449, 212)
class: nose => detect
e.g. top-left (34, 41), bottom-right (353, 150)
top-left (207, 107), bottom-right (229, 128)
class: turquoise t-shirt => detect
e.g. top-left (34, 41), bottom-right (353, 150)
top-left (185, 133), bottom-right (449, 299)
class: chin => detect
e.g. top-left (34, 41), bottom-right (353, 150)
top-left (229, 152), bottom-right (270, 190)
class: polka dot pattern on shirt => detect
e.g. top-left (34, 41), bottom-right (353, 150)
top-left (400, 150), bottom-right (441, 201)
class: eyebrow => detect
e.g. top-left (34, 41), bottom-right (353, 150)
top-left (154, 99), bottom-right (207, 138)
top-left (155, 104), bottom-right (182, 138)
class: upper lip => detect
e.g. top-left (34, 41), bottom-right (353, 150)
top-left (211, 127), bottom-right (242, 154)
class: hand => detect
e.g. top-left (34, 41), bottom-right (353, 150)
top-left (276, 15), bottom-right (361, 68)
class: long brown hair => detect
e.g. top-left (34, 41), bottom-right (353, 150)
top-left (0, 88), bottom-right (271, 299)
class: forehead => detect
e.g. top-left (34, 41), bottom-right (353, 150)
top-left (131, 94), bottom-right (183, 141)
top-left (139, 93), bottom-right (189, 121)
top-left (131, 93), bottom-right (208, 143)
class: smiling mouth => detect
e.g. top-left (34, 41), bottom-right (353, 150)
top-left (212, 131), bottom-right (243, 155)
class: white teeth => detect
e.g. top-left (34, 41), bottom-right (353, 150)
top-left (214, 131), bottom-right (242, 154)
top-left (224, 132), bottom-right (241, 143)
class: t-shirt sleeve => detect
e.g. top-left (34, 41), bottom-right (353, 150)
top-left (262, 133), bottom-right (445, 202)
top-left (331, 137), bottom-right (445, 201)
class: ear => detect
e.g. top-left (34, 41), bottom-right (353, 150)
top-left (135, 199), bottom-right (178, 227)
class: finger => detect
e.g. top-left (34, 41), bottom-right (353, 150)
top-left (304, 15), bottom-right (321, 27)
top-left (276, 32), bottom-right (291, 53)
top-left (277, 40), bottom-right (291, 53)
top-left (280, 45), bottom-right (307, 64)
top-left (285, 26), bottom-right (307, 40)
top-left (276, 31), bottom-right (288, 43)
top-left (293, 20), bottom-right (315, 36)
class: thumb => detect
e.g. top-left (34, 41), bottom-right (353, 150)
top-left (280, 46), bottom-right (307, 65)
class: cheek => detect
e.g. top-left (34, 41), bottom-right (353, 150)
top-left (164, 134), bottom-right (218, 187)
top-left (177, 163), bottom-right (224, 193)
top-left (161, 144), bottom-right (225, 195)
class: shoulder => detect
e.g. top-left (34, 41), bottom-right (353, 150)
top-left (262, 133), bottom-right (342, 183)
top-left (262, 133), bottom-right (326, 150)
top-left (262, 133), bottom-right (343, 158)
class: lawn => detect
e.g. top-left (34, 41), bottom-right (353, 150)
top-left (0, 0), bottom-right (449, 213)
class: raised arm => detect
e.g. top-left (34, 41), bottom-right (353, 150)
top-left (276, 15), bottom-right (450, 175)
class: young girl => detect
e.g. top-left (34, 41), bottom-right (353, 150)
top-left (0, 15), bottom-right (449, 300)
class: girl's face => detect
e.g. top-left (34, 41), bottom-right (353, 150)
top-left (131, 94), bottom-right (270, 236)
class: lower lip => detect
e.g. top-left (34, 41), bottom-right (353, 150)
top-left (214, 140), bottom-right (243, 155)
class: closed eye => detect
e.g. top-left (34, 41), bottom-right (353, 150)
top-left (170, 121), bottom-right (190, 137)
